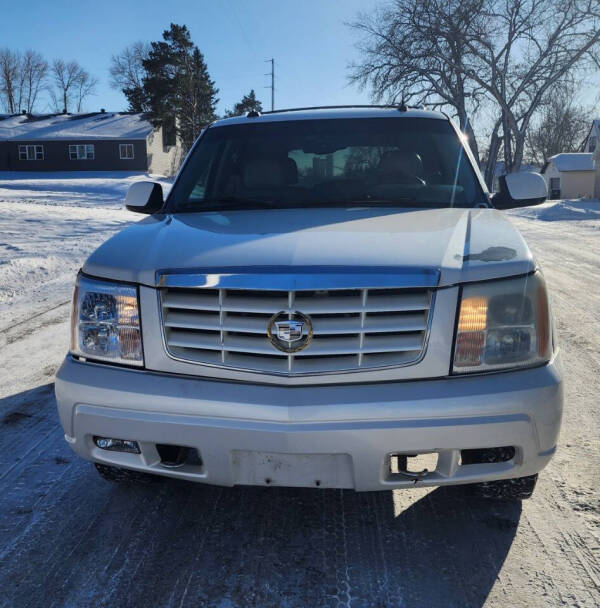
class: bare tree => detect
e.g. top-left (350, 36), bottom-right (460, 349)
top-left (349, 0), bottom-right (600, 182)
top-left (0, 48), bottom-right (21, 113)
top-left (349, 0), bottom-right (485, 164)
top-left (480, 116), bottom-right (504, 189)
top-left (51, 59), bottom-right (80, 112)
top-left (74, 71), bottom-right (98, 112)
top-left (109, 42), bottom-right (150, 112)
top-left (459, 0), bottom-right (600, 173)
top-left (527, 85), bottom-right (592, 166)
top-left (21, 50), bottom-right (48, 113)
top-left (51, 59), bottom-right (97, 113)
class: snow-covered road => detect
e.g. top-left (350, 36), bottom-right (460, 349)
top-left (0, 174), bottom-right (598, 607)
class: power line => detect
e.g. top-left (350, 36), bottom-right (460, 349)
top-left (225, 0), bottom-right (257, 59)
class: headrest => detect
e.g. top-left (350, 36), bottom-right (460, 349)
top-left (243, 158), bottom-right (285, 188)
top-left (378, 150), bottom-right (423, 177)
top-left (283, 157), bottom-right (298, 184)
top-left (243, 157), bottom-right (297, 188)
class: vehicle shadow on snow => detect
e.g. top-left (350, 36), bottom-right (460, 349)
top-left (0, 384), bottom-right (521, 608)
top-left (136, 480), bottom-right (521, 608)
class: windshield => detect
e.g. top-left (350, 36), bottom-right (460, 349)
top-left (167, 117), bottom-right (486, 212)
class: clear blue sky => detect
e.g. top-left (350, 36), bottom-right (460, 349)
top-left (2, 0), bottom-right (381, 115)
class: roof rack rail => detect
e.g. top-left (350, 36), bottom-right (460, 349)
top-left (259, 104), bottom-right (420, 115)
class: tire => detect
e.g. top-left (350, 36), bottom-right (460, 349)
top-left (470, 473), bottom-right (538, 500)
top-left (94, 463), bottom-right (160, 485)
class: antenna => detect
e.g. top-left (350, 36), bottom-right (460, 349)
top-left (265, 58), bottom-right (274, 111)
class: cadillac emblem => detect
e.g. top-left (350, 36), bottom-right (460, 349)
top-left (267, 311), bottom-right (313, 353)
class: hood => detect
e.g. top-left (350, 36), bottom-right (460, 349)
top-left (83, 207), bottom-right (535, 288)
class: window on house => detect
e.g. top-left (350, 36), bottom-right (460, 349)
top-left (162, 120), bottom-right (176, 148)
top-left (589, 136), bottom-right (597, 153)
top-left (69, 144), bottom-right (95, 160)
top-left (119, 143), bottom-right (134, 159)
top-left (18, 144), bottom-right (44, 161)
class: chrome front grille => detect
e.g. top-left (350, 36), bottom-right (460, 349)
top-left (160, 287), bottom-right (434, 375)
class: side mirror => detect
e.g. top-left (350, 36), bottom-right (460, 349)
top-left (492, 172), bottom-right (547, 210)
top-left (125, 181), bottom-right (164, 214)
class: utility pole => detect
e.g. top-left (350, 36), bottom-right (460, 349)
top-left (265, 58), bottom-right (274, 111)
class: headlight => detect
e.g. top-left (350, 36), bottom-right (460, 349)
top-left (452, 271), bottom-right (551, 374)
top-left (71, 274), bottom-right (143, 366)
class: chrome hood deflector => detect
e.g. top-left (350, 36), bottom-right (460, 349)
top-left (156, 266), bottom-right (440, 290)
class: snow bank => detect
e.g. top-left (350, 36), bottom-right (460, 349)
top-left (0, 171), bottom-right (172, 327)
top-left (508, 199), bottom-right (600, 222)
top-left (0, 171), bottom-right (172, 208)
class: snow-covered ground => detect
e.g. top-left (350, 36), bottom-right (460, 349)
top-left (509, 197), bottom-right (600, 222)
top-left (0, 176), bottom-right (598, 607)
top-left (0, 171), bottom-right (171, 326)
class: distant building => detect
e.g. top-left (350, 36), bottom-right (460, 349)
top-left (581, 119), bottom-right (600, 198)
top-left (541, 153), bottom-right (596, 200)
top-left (312, 154), bottom-right (334, 179)
top-left (0, 112), bottom-right (183, 176)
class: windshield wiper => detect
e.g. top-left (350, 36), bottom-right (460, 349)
top-left (178, 196), bottom-right (278, 211)
top-left (176, 196), bottom-right (448, 212)
top-left (335, 197), bottom-right (420, 206)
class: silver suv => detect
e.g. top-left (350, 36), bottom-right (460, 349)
top-left (55, 106), bottom-right (562, 499)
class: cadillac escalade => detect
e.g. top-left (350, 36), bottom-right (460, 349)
top-left (55, 106), bottom-right (563, 499)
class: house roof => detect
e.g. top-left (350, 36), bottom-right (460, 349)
top-left (0, 112), bottom-right (154, 141)
top-left (581, 119), bottom-right (600, 150)
top-left (549, 153), bottom-right (595, 172)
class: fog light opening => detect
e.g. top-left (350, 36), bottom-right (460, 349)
top-left (156, 444), bottom-right (202, 468)
top-left (94, 436), bottom-right (140, 454)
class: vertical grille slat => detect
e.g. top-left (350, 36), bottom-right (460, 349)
top-left (160, 286), bottom-right (433, 375)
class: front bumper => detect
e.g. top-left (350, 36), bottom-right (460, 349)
top-left (55, 356), bottom-right (563, 491)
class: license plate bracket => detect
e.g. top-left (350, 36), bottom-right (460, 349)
top-left (231, 450), bottom-right (354, 489)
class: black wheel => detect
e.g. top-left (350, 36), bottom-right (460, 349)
top-left (470, 474), bottom-right (538, 500)
top-left (94, 463), bottom-right (160, 485)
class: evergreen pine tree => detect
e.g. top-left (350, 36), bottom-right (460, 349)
top-left (142, 24), bottom-right (218, 151)
top-left (225, 90), bottom-right (263, 117)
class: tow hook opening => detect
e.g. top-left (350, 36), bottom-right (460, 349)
top-left (156, 444), bottom-right (203, 469)
top-left (389, 452), bottom-right (439, 481)
top-left (460, 446), bottom-right (516, 465)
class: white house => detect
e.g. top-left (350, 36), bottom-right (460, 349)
top-left (581, 119), bottom-right (600, 198)
top-left (541, 153), bottom-right (596, 200)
